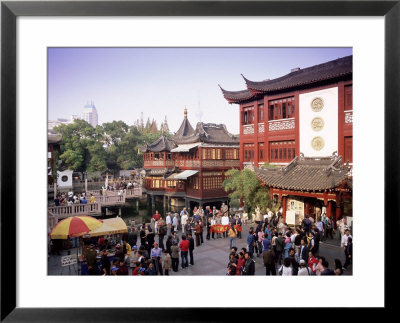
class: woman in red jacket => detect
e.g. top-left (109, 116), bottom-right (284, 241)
top-left (235, 252), bottom-right (245, 275)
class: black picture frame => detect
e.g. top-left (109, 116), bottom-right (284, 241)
top-left (1, 0), bottom-right (397, 321)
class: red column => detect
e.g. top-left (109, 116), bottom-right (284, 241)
top-left (327, 200), bottom-right (333, 219)
top-left (254, 103), bottom-right (259, 166)
top-left (282, 196), bottom-right (287, 222)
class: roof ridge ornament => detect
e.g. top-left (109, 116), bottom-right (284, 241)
top-left (184, 106), bottom-right (187, 118)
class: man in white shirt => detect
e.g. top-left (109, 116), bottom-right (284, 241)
top-left (341, 229), bottom-right (352, 249)
top-left (165, 213), bottom-right (172, 236)
top-left (181, 212), bottom-right (188, 234)
top-left (221, 214), bottom-right (229, 238)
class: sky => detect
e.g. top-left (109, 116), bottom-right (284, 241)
top-left (48, 47), bottom-right (352, 134)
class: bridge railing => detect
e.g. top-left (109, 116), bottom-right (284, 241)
top-left (94, 195), bottom-right (125, 206)
top-left (48, 203), bottom-right (101, 217)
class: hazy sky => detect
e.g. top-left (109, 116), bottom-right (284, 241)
top-left (48, 47), bottom-right (352, 134)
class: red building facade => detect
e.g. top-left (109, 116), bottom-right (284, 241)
top-left (220, 55), bottom-right (353, 169)
top-left (141, 109), bottom-right (240, 211)
top-left (220, 55), bottom-right (353, 223)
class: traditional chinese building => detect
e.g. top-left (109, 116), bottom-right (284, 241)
top-left (141, 109), bottom-right (240, 211)
top-left (219, 55), bottom-right (353, 223)
top-left (254, 153), bottom-right (352, 225)
top-left (219, 55), bottom-right (353, 168)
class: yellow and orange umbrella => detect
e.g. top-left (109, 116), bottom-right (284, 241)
top-left (50, 215), bottom-right (103, 239)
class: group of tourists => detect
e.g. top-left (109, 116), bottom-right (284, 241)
top-left (82, 202), bottom-right (352, 276)
top-left (53, 191), bottom-right (95, 206)
top-left (224, 212), bottom-right (353, 276)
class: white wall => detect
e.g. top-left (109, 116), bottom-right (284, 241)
top-left (299, 87), bottom-right (338, 157)
top-left (57, 170), bottom-right (73, 188)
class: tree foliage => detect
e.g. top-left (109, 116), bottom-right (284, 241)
top-left (222, 168), bottom-right (273, 213)
top-left (53, 118), bottom-right (169, 174)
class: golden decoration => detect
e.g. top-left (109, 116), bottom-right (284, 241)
top-left (311, 117), bottom-right (324, 131)
top-left (311, 97), bottom-right (324, 112)
top-left (311, 136), bottom-right (325, 151)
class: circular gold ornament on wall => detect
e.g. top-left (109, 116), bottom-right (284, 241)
top-left (311, 117), bottom-right (324, 131)
top-left (311, 97), bottom-right (324, 112)
top-left (311, 136), bottom-right (325, 151)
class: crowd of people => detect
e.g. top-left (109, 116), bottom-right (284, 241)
top-left (225, 212), bottom-right (353, 276)
top-left (81, 203), bottom-right (352, 276)
top-left (53, 191), bottom-right (95, 206)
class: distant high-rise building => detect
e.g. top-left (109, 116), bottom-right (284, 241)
top-left (82, 101), bottom-right (98, 127)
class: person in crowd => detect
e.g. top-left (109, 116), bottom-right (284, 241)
top-left (188, 233), bottom-right (195, 266)
top-left (320, 260), bottom-right (335, 275)
top-left (163, 249), bottom-right (172, 275)
top-left (170, 240), bottom-right (180, 272)
top-left (287, 248), bottom-right (299, 275)
top-left (145, 228), bottom-right (155, 255)
top-left (283, 232), bottom-right (293, 259)
top-left (325, 216), bottom-right (334, 239)
top-left (129, 245), bottom-right (139, 273)
top-left (139, 225), bottom-right (146, 248)
top-left (181, 210), bottom-right (188, 234)
top-left (234, 214), bottom-right (242, 239)
top-left (334, 259), bottom-right (343, 275)
top-left (171, 231), bottom-right (180, 245)
top-left (151, 242), bottom-right (163, 275)
top-left (195, 221), bottom-right (202, 247)
top-left (256, 224), bottom-right (264, 257)
top-left (280, 257), bottom-right (293, 276)
top-left (242, 209), bottom-right (248, 224)
top-left (316, 216), bottom-right (324, 241)
top-left (308, 251), bottom-right (319, 275)
top-left (298, 259), bottom-right (311, 276)
top-left (172, 213), bottom-right (179, 233)
top-left (114, 244), bottom-right (124, 263)
top-left (228, 224), bottom-right (238, 250)
top-left (157, 217), bottom-right (166, 250)
top-left (302, 214), bottom-right (312, 234)
top-left (215, 212), bottom-right (222, 239)
top-left (227, 252), bottom-right (238, 275)
top-left (211, 215), bottom-right (217, 240)
top-left (236, 252), bottom-right (246, 275)
top-left (90, 194), bottom-right (95, 204)
top-left (315, 256), bottom-right (326, 276)
top-left (179, 235), bottom-right (190, 270)
top-left (247, 227), bottom-right (256, 259)
top-left (165, 235), bottom-right (173, 255)
top-left (128, 227), bottom-right (137, 248)
top-left (221, 212), bottom-right (230, 238)
top-left (242, 252), bottom-right (255, 275)
top-left (145, 261), bottom-right (157, 275)
top-left (206, 215), bottom-right (212, 240)
top-left (122, 240), bottom-right (131, 263)
top-left (116, 259), bottom-right (129, 275)
top-left (343, 237), bottom-right (352, 270)
top-left (263, 246), bottom-right (276, 276)
top-left (274, 232), bottom-right (286, 266)
top-left (262, 233), bottom-right (271, 251)
top-left (166, 212), bottom-right (172, 236)
top-left (298, 238), bottom-right (309, 263)
top-left (199, 219), bottom-right (204, 244)
top-left (100, 249), bottom-right (110, 275)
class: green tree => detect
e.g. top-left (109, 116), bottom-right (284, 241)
top-left (222, 168), bottom-right (272, 213)
top-left (54, 119), bottom-right (107, 173)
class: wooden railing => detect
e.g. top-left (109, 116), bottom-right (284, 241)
top-left (94, 195), bottom-right (125, 206)
top-left (48, 203), bottom-right (100, 217)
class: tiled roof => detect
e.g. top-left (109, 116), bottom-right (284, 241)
top-left (254, 153), bottom-right (351, 191)
top-left (220, 55), bottom-right (352, 103)
top-left (172, 116), bottom-right (196, 144)
top-left (218, 85), bottom-right (256, 103)
top-left (140, 135), bottom-right (177, 153)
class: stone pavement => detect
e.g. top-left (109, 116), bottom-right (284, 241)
top-left (48, 223), bottom-right (352, 276)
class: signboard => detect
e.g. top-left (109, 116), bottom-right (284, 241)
top-left (286, 210), bottom-right (296, 225)
top-left (61, 255), bottom-right (77, 267)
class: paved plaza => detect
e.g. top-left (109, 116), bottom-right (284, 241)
top-left (49, 223), bottom-right (351, 276)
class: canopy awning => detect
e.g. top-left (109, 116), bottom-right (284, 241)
top-left (86, 217), bottom-right (128, 237)
top-left (170, 143), bottom-right (200, 153)
top-left (168, 170), bottom-right (199, 180)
